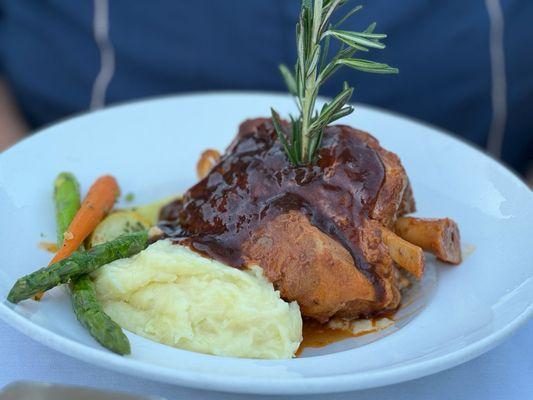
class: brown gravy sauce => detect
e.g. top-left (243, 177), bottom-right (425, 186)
top-left (159, 118), bottom-right (386, 297)
top-left (297, 320), bottom-right (363, 356)
top-left (297, 317), bottom-right (391, 356)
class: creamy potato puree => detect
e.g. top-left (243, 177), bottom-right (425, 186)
top-left (93, 239), bottom-right (302, 359)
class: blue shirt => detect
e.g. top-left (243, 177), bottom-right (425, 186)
top-left (0, 0), bottom-right (531, 174)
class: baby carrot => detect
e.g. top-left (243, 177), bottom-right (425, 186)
top-left (34, 175), bottom-right (120, 300)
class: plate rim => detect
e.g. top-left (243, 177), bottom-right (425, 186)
top-left (0, 91), bottom-right (532, 395)
top-left (0, 297), bottom-right (531, 395)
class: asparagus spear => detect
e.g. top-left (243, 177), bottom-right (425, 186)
top-left (7, 230), bottom-right (148, 304)
top-left (53, 172), bottom-right (81, 246)
top-left (53, 173), bottom-right (131, 355)
top-left (71, 274), bottom-right (131, 355)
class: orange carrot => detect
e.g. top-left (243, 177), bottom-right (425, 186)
top-left (51, 175), bottom-right (120, 263)
top-left (35, 175), bottom-right (120, 300)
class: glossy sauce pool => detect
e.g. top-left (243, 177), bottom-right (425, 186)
top-left (296, 318), bottom-right (391, 356)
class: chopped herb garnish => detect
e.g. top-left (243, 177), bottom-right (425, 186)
top-left (124, 192), bottom-right (135, 203)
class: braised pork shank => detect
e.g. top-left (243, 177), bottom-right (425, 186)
top-left (159, 118), bottom-right (460, 322)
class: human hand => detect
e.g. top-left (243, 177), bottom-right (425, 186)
top-left (0, 78), bottom-right (28, 152)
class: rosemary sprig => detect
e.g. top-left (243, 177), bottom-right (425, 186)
top-left (272, 0), bottom-right (398, 165)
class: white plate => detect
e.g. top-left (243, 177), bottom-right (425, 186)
top-left (0, 93), bottom-right (531, 395)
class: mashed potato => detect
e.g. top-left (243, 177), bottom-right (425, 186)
top-left (93, 239), bottom-right (302, 359)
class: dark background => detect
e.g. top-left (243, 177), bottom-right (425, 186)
top-left (0, 0), bottom-right (531, 175)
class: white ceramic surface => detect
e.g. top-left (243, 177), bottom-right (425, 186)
top-left (0, 93), bottom-right (531, 395)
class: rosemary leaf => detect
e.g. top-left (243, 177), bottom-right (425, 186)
top-left (325, 30), bottom-right (386, 50)
top-left (329, 105), bottom-right (354, 122)
top-left (333, 4), bottom-right (363, 28)
top-left (336, 58), bottom-right (399, 74)
top-left (271, 108), bottom-right (298, 165)
top-left (279, 64), bottom-right (298, 96)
